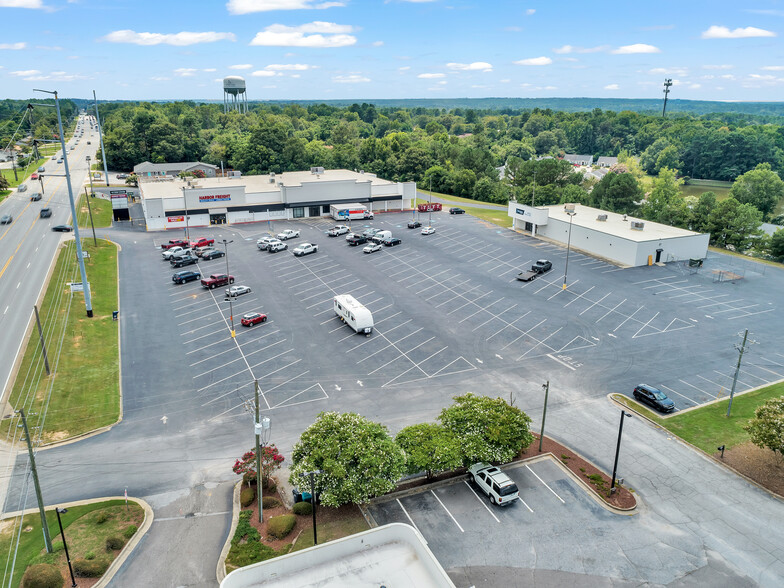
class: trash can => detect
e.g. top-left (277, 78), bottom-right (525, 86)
top-left (292, 489), bottom-right (302, 503)
top-left (112, 310), bottom-right (119, 321)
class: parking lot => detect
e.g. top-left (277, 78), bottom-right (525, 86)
top-left (151, 210), bottom-right (783, 422)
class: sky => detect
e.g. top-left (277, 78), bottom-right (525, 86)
top-left (2, 0), bottom-right (784, 102)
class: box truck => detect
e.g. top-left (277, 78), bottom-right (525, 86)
top-left (334, 294), bottom-right (374, 334)
top-left (330, 203), bottom-right (370, 221)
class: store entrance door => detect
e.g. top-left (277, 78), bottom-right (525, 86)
top-left (210, 213), bottom-right (226, 225)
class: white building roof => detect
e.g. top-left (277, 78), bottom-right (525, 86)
top-left (546, 204), bottom-right (702, 242)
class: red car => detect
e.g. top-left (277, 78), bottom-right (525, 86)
top-left (190, 237), bottom-right (215, 249)
top-left (241, 312), bottom-right (268, 327)
top-left (161, 239), bottom-right (189, 250)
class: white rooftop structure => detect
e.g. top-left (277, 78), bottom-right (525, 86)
top-left (220, 524), bottom-right (455, 588)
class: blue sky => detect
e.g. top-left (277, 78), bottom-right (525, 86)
top-left (2, 0), bottom-right (784, 102)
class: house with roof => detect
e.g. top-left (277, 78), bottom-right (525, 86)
top-left (596, 156), bottom-right (618, 168)
top-left (562, 153), bottom-right (594, 166)
top-left (133, 161), bottom-right (219, 178)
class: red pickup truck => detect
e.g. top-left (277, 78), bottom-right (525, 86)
top-left (161, 239), bottom-right (189, 250)
top-left (190, 237), bottom-right (215, 248)
top-left (201, 273), bottom-right (235, 289)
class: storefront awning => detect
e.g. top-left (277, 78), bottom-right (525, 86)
top-left (208, 208), bottom-right (227, 214)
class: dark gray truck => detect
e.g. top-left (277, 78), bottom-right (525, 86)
top-left (517, 259), bottom-right (552, 281)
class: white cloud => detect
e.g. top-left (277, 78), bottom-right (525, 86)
top-left (229, 63), bottom-right (253, 70)
top-left (372, 40), bottom-right (383, 46)
top-left (514, 56), bottom-right (552, 66)
top-left (226, 0), bottom-right (346, 14)
top-left (471, 84), bottom-right (488, 88)
top-left (174, 68), bottom-right (198, 77)
top-left (151, 76), bottom-right (171, 81)
top-left (500, 78), bottom-right (510, 83)
top-left (0, 42), bottom-right (26, 50)
top-left (265, 63), bottom-right (316, 71)
top-left (291, 74), bottom-right (301, 78)
top-left (10, 69), bottom-right (41, 76)
top-left (333, 74), bottom-right (370, 83)
top-left (648, 67), bottom-right (688, 76)
top-left (436, 80), bottom-right (447, 85)
top-left (399, 66), bottom-right (410, 71)
top-left (418, 72), bottom-right (445, 78)
top-left (749, 74), bottom-right (776, 80)
top-left (761, 65), bottom-right (784, 71)
top-left (446, 61), bottom-right (493, 72)
top-left (703, 64), bottom-right (733, 70)
top-left (701, 25), bottom-right (776, 39)
top-left (604, 83), bottom-right (619, 90)
top-left (552, 44), bottom-right (607, 54)
top-left (203, 68), bottom-right (217, 72)
top-left (251, 70), bottom-right (276, 77)
top-left (35, 45), bottom-right (62, 51)
top-left (249, 22), bottom-right (356, 47)
top-left (12, 70), bottom-right (88, 82)
top-left (526, 8), bottom-right (535, 15)
top-left (611, 44), bottom-right (660, 54)
top-left (0, 0), bottom-right (44, 8)
top-left (103, 30), bottom-right (236, 46)
top-left (689, 83), bottom-right (701, 89)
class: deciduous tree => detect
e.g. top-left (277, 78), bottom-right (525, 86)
top-left (729, 162), bottom-right (784, 219)
top-left (395, 423), bottom-right (463, 479)
top-left (744, 396), bottom-right (784, 457)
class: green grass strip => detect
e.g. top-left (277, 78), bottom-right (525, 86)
top-left (77, 193), bottom-right (113, 229)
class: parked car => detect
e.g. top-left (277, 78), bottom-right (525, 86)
top-left (257, 236), bottom-right (277, 251)
top-left (383, 237), bottom-right (402, 247)
top-left (52, 225), bottom-right (73, 232)
top-left (277, 229), bottom-right (300, 240)
top-left (292, 243), bottom-right (318, 256)
top-left (268, 240), bottom-right (288, 253)
top-left (201, 273), bottom-right (234, 289)
top-left (171, 255), bottom-right (199, 268)
top-left (30, 193), bottom-right (42, 202)
top-left (468, 463), bottom-right (519, 506)
top-left (116, 173), bottom-right (128, 179)
top-left (633, 384), bottom-right (675, 413)
top-left (362, 228), bottom-right (381, 238)
top-left (189, 237), bottom-right (214, 249)
top-left (449, 207), bottom-right (466, 214)
top-left (517, 259), bottom-right (552, 282)
top-left (40, 208), bottom-right (52, 218)
top-left (363, 211), bottom-right (374, 219)
top-left (172, 270), bottom-right (201, 284)
top-left (193, 246), bottom-right (213, 257)
top-left (201, 249), bottom-right (225, 261)
top-left (241, 312), bottom-right (268, 327)
top-left (421, 226), bottom-right (436, 235)
top-left (328, 225), bottom-right (350, 237)
top-left (162, 246), bottom-right (186, 260)
top-left (161, 239), bottom-right (189, 250)
top-left (363, 242), bottom-right (382, 254)
top-left (347, 235), bottom-right (367, 246)
top-left (226, 285), bottom-right (251, 297)
top-left (407, 220), bottom-right (422, 229)
top-left (0, 215), bottom-right (12, 224)
top-left (169, 248), bottom-right (194, 260)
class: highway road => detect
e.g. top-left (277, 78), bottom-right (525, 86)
top-left (0, 114), bottom-right (99, 412)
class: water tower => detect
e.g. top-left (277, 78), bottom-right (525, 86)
top-left (223, 76), bottom-right (248, 114)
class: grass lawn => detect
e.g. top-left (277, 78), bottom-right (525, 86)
top-left (462, 206), bottom-right (514, 228)
top-left (418, 189), bottom-right (506, 207)
top-left (289, 510), bottom-right (369, 552)
top-left (0, 501), bottom-right (143, 588)
top-left (77, 193), bottom-right (113, 228)
top-left (1, 238), bottom-right (120, 442)
top-left (613, 380), bottom-right (784, 453)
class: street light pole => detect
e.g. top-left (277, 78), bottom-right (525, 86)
top-left (55, 508), bottom-right (77, 588)
top-left (93, 90), bottom-right (110, 186)
top-left (562, 204), bottom-right (577, 291)
top-left (539, 380), bottom-right (549, 452)
top-left (610, 411), bottom-right (632, 490)
top-left (221, 239), bottom-right (235, 337)
top-left (300, 470), bottom-right (323, 545)
top-left (34, 88), bottom-right (93, 317)
top-left (255, 405), bottom-right (271, 523)
top-left (86, 155), bottom-right (94, 195)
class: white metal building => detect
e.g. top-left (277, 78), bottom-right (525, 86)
top-left (138, 168), bottom-right (416, 231)
top-left (508, 202), bottom-right (709, 267)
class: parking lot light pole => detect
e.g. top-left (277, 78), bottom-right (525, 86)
top-left (610, 411), bottom-right (632, 491)
top-left (562, 204), bottom-right (577, 291)
top-left (300, 470), bottom-right (323, 545)
top-left (539, 380), bottom-right (549, 452)
top-left (86, 155), bottom-right (94, 195)
top-left (55, 508), bottom-right (77, 588)
top-left (256, 410), bottom-right (271, 523)
top-left (221, 239), bottom-right (235, 337)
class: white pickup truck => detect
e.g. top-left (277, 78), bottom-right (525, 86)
top-left (292, 243), bottom-right (318, 257)
top-left (277, 229), bottom-right (300, 240)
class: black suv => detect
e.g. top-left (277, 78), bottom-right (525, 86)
top-left (383, 237), bottom-right (402, 247)
top-left (449, 207), bottom-right (466, 214)
top-left (347, 235), bottom-right (368, 246)
top-left (633, 384), bottom-right (675, 413)
top-left (40, 208), bottom-right (52, 218)
top-left (201, 249), bottom-right (225, 260)
top-left (171, 255), bottom-right (198, 268)
top-left (172, 270), bottom-right (201, 284)
top-left (407, 220), bottom-right (422, 229)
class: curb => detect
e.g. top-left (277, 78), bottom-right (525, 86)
top-left (0, 495), bottom-right (154, 587)
top-left (216, 480), bottom-right (242, 583)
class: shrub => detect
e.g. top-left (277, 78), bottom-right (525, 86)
top-left (106, 536), bottom-right (125, 550)
top-left (95, 511), bottom-right (109, 524)
top-left (22, 563), bottom-right (63, 588)
top-left (242, 471), bottom-right (257, 486)
top-left (240, 487), bottom-right (256, 508)
top-left (73, 558), bottom-right (109, 578)
top-left (265, 482), bottom-right (277, 494)
top-left (261, 496), bottom-right (280, 509)
top-left (123, 524), bottom-right (138, 539)
top-left (267, 514), bottom-right (296, 539)
top-left (85, 551), bottom-right (96, 560)
top-left (292, 501), bottom-right (312, 516)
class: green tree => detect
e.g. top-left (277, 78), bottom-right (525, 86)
top-left (438, 393), bottom-right (533, 465)
top-left (641, 167), bottom-right (683, 223)
top-left (395, 423), bottom-right (463, 479)
top-left (707, 197), bottom-right (763, 249)
top-left (590, 169), bottom-right (642, 213)
top-left (289, 412), bottom-right (405, 507)
top-left (743, 396), bottom-right (784, 457)
top-left (691, 191), bottom-right (716, 233)
top-left (770, 229), bottom-right (784, 259)
top-left (729, 162), bottom-right (784, 220)
top-left (559, 183), bottom-right (591, 205)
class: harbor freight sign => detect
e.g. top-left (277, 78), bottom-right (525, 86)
top-left (198, 194), bottom-right (231, 203)
top-left (167, 216), bottom-right (184, 222)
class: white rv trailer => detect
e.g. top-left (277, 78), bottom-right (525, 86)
top-left (333, 294), bottom-right (374, 334)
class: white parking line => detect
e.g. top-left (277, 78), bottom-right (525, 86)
top-left (464, 481), bottom-right (500, 523)
top-left (678, 379), bottom-right (717, 399)
top-left (525, 465), bottom-right (565, 503)
top-left (594, 298), bottom-right (627, 324)
top-left (395, 499), bottom-right (422, 535)
top-left (546, 354), bottom-right (576, 371)
top-left (518, 327), bottom-right (562, 359)
top-left (714, 369), bottom-right (751, 389)
top-left (430, 490), bottom-right (464, 532)
top-left (659, 384), bottom-right (700, 406)
top-left (578, 292), bottom-right (610, 316)
top-left (631, 311), bottom-right (659, 338)
top-left (612, 306), bottom-right (644, 332)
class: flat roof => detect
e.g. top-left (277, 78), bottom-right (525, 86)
top-left (139, 169), bottom-right (393, 201)
top-left (545, 204), bottom-right (703, 242)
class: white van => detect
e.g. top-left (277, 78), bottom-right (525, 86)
top-left (371, 230), bottom-right (392, 244)
top-left (334, 294), bottom-right (373, 334)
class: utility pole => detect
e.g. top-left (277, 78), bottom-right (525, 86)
top-left (727, 329), bottom-right (754, 417)
top-left (255, 379), bottom-right (262, 523)
top-left (84, 187), bottom-right (97, 245)
top-left (93, 90), bottom-right (110, 186)
top-left (18, 409), bottom-right (53, 553)
top-left (33, 305), bottom-right (51, 375)
top-left (34, 88), bottom-right (93, 317)
top-left (662, 78), bottom-right (673, 117)
top-left (539, 380), bottom-right (549, 452)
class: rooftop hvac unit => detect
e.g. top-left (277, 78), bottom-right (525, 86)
top-left (564, 203), bottom-right (576, 214)
top-left (597, 214), bottom-right (608, 221)
top-left (622, 214), bottom-right (628, 221)
top-left (630, 221), bottom-right (645, 230)
top-left (359, 169), bottom-right (364, 174)
top-left (310, 167), bottom-right (325, 175)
